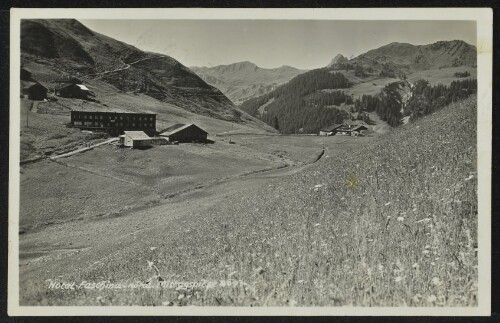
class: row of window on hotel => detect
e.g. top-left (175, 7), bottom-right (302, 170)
top-left (74, 115), bottom-right (154, 121)
top-left (74, 121), bottom-right (154, 127)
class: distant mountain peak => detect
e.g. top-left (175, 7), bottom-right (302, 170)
top-left (327, 54), bottom-right (348, 68)
top-left (229, 61), bottom-right (258, 68)
top-left (190, 61), bottom-right (307, 104)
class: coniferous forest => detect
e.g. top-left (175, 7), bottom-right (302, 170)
top-left (240, 69), bottom-right (352, 134)
top-left (353, 78), bottom-right (477, 127)
top-left (404, 78), bottom-right (477, 121)
top-left (241, 67), bottom-right (477, 133)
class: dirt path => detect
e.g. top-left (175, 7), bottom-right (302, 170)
top-left (85, 55), bottom-right (161, 77)
top-left (49, 138), bottom-right (119, 160)
top-left (30, 101), bottom-right (39, 113)
top-left (368, 111), bottom-right (392, 134)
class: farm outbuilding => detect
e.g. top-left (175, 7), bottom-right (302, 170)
top-left (336, 124), bottom-right (368, 136)
top-left (21, 81), bottom-right (48, 100)
top-left (123, 131), bottom-right (152, 148)
top-left (319, 125), bottom-right (342, 136)
top-left (160, 124), bottom-right (208, 143)
top-left (57, 83), bottom-right (93, 99)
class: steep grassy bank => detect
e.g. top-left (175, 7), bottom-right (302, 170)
top-left (144, 95), bottom-right (477, 306)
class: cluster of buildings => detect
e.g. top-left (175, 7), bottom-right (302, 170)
top-left (70, 111), bottom-right (208, 149)
top-left (21, 68), bottom-right (94, 101)
top-left (21, 68), bottom-right (209, 149)
top-left (319, 124), bottom-right (368, 137)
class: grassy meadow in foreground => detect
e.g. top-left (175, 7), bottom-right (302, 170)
top-left (23, 96), bottom-right (477, 306)
top-left (147, 96), bottom-right (477, 306)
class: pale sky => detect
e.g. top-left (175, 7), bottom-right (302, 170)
top-left (80, 20), bottom-right (476, 70)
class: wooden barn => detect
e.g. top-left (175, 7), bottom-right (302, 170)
top-left (122, 131), bottom-right (152, 148)
top-left (319, 125), bottom-right (342, 136)
top-left (21, 81), bottom-right (48, 100)
top-left (160, 124), bottom-right (208, 143)
top-left (58, 83), bottom-right (92, 99)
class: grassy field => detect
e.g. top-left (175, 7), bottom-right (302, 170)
top-left (338, 76), bottom-right (400, 98)
top-left (337, 67), bottom-right (477, 101)
top-left (19, 138), bottom-right (300, 232)
top-left (19, 95), bottom-right (477, 306)
top-left (407, 66), bottom-right (477, 86)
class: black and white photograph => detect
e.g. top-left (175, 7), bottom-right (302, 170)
top-left (8, 8), bottom-right (492, 316)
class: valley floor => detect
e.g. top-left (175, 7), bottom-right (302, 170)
top-left (17, 97), bottom-right (478, 307)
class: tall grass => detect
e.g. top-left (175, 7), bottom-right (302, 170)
top-left (25, 96), bottom-right (478, 306)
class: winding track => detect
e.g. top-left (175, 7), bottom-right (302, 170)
top-left (84, 55), bottom-right (162, 77)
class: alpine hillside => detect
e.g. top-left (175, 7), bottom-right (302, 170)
top-left (240, 40), bottom-right (477, 134)
top-left (329, 40), bottom-right (476, 78)
top-left (20, 19), bottom-right (275, 129)
top-left (190, 62), bottom-right (307, 105)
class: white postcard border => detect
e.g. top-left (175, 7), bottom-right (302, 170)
top-left (8, 7), bottom-right (493, 316)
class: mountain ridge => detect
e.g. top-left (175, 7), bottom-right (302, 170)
top-left (190, 62), bottom-right (307, 105)
top-left (241, 39), bottom-right (477, 134)
top-left (20, 19), bottom-right (275, 132)
top-left (328, 40), bottom-right (476, 76)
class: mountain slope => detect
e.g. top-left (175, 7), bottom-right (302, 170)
top-left (240, 68), bottom-right (353, 134)
top-left (241, 40), bottom-right (477, 134)
top-left (20, 19), bottom-right (275, 131)
top-left (328, 40), bottom-right (476, 77)
top-left (191, 62), bottom-right (307, 105)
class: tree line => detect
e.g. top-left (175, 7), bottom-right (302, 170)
top-left (240, 69), bottom-right (352, 134)
top-left (405, 78), bottom-right (476, 121)
top-left (352, 78), bottom-right (477, 126)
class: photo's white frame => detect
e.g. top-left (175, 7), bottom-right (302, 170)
top-left (8, 7), bottom-right (493, 316)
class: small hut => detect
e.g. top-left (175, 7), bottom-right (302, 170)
top-left (21, 81), bottom-right (48, 100)
top-left (123, 131), bottom-right (152, 148)
top-left (58, 83), bottom-right (92, 99)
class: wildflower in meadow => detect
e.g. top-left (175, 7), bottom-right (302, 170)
top-left (431, 277), bottom-right (441, 286)
top-left (412, 294), bottom-right (422, 303)
top-left (313, 184), bottom-right (324, 191)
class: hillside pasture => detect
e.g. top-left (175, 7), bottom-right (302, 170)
top-left (407, 67), bottom-right (477, 86)
top-left (19, 140), bottom-right (287, 233)
top-left (338, 76), bottom-right (400, 98)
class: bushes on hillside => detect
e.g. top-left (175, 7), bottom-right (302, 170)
top-left (454, 71), bottom-right (471, 78)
